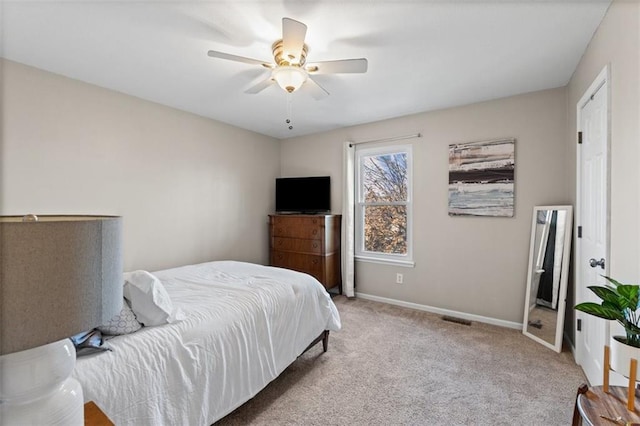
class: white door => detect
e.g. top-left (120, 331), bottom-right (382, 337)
top-left (575, 66), bottom-right (609, 385)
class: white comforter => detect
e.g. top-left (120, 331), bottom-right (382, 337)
top-left (73, 261), bottom-right (341, 425)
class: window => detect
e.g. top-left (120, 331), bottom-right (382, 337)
top-left (355, 144), bottom-right (413, 265)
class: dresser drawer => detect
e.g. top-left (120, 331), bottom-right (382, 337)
top-left (271, 216), bottom-right (324, 239)
top-left (271, 250), bottom-right (323, 280)
top-left (273, 237), bottom-right (322, 254)
top-left (268, 214), bottom-right (341, 291)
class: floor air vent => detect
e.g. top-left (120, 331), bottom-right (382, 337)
top-left (442, 315), bottom-right (472, 326)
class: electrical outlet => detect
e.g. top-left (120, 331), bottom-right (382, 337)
top-left (396, 273), bottom-right (403, 284)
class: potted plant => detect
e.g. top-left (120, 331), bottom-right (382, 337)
top-left (575, 275), bottom-right (640, 379)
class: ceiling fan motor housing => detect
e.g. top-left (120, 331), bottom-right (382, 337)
top-left (272, 39), bottom-right (308, 67)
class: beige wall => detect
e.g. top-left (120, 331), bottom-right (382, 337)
top-left (1, 60), bottom-right (280, 272)
top-left (280, 87), bottom-right (569, 324)
top-left (566, 1), bottom-right (640, 339)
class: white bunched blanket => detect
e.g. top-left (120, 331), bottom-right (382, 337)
top-left (73, 261), bottom-right (341, 425)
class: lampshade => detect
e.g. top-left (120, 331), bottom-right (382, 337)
top-left (0, 215), bottom-right (123, 425)
top-left (0, 215), bottom-right (123, 355)
top-left (272, 66), bottom-right (308, 93)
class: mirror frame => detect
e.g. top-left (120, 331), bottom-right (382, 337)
top-left (522, 205), bottom-right (573, 352)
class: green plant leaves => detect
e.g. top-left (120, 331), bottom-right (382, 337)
top-left (617, 285), bottom-right (639, 311)
top-left (575, 302), bottom-right (622, 321)
top-left (589, 283), bottom-right (640, 311)
top-left (602, 275), bottom-right (624, 287)
top-left (588, 286), bottom-right (620, 306)
top-left (624, 321), bottom-right (640, 335)
top-left (575, 276), bottom-right (640, 348)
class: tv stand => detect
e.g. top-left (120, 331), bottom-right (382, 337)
top-left (269, 214), bottom-right (342, 292)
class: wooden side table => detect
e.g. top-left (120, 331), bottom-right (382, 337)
top-left (84, 401), bottom-right (114, 426)
top-left (575, 385), bottom-right (640, 425)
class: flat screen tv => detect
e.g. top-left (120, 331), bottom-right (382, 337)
top-left (275, 176), bottom-right (331, 214)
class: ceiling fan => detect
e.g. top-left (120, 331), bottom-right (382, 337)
top-left (207, 17), bottom-right (368, 100)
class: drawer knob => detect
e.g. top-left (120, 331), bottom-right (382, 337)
top-left (312, 229), bottom-right (318, 235)
top-left (313, 243), bottom-right (318, 248)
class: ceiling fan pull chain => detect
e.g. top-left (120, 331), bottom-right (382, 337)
top-left (286, 92), bottom-right (293, 130)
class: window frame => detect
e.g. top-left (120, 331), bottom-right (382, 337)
top-left (355, 143), bottom-right (414, 266)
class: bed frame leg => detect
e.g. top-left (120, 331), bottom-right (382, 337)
top-left (300, 330), bottom-right (331, 357)
top-left (322, 330), bottom-right (330, 352)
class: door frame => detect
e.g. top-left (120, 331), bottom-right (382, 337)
top-left (574, 64), bottom-right (611, 377)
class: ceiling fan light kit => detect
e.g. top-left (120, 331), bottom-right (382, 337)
top-left (272, 66), bottom-right (308, 93)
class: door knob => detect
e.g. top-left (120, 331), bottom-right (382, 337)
top-left (589, 258), bottom-right (606, 269)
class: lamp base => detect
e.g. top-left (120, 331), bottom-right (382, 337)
top-left (0, 338), bottom-right (84, 425)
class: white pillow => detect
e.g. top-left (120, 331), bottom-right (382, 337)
top-left (98, 298), bottom-right (142, 335)
top-left (123, 270), bottom-right (183, 326)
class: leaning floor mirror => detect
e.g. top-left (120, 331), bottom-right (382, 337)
top-left (522, 205), bottom-right (573, 352)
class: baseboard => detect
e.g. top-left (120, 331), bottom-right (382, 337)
top-left (565, 331), bottom-right (578, 361)
top-left (355, 292), bottom-right (522, 330)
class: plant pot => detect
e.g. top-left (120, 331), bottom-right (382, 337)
top-left (610, 336), bottom-right (640, 380)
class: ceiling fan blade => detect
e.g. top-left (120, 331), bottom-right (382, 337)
top-left (207, 50), bottom-right (271, 67)
top-left (305, 76), bottom-right (329, 100)
top-left (307, 58), bottom-right (368, 74)
top-left (245, 77), bottom-right (275, 94)
top-left (282, 18), bottom-right (307, 63)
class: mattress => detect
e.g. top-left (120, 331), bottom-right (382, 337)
top-left (72, 261), bottom-right (341, 425)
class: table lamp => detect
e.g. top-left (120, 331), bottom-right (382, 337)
top-left (0, 215), bottom-right (123, 425)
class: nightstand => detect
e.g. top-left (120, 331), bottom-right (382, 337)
top-left (573, 385), bottom-right (640, 425)
top-left (84, 401), bottom-right (113, 426)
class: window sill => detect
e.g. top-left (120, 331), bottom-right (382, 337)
top-left (355, 255), bottom-right (415, 267)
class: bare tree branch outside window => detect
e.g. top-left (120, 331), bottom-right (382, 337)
top-left (361, 152), bottom-right (408, 254)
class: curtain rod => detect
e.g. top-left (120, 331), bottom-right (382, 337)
top-left (348, 133), bottom-right (422, 147)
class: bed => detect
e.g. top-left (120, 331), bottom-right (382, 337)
top-left (72, 260), bottom-right (342, 425)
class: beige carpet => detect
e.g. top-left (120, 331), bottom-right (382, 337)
top-left (216, 296), bottom-right (586, 425)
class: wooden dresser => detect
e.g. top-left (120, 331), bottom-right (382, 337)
top-left (269, 214), bottom-right (342, 292)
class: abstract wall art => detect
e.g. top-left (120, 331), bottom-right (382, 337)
top-left (448, 138), bottom-right (515, 217)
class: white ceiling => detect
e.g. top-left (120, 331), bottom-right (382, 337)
top-left (1, 0), bottom-right (611, 139)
